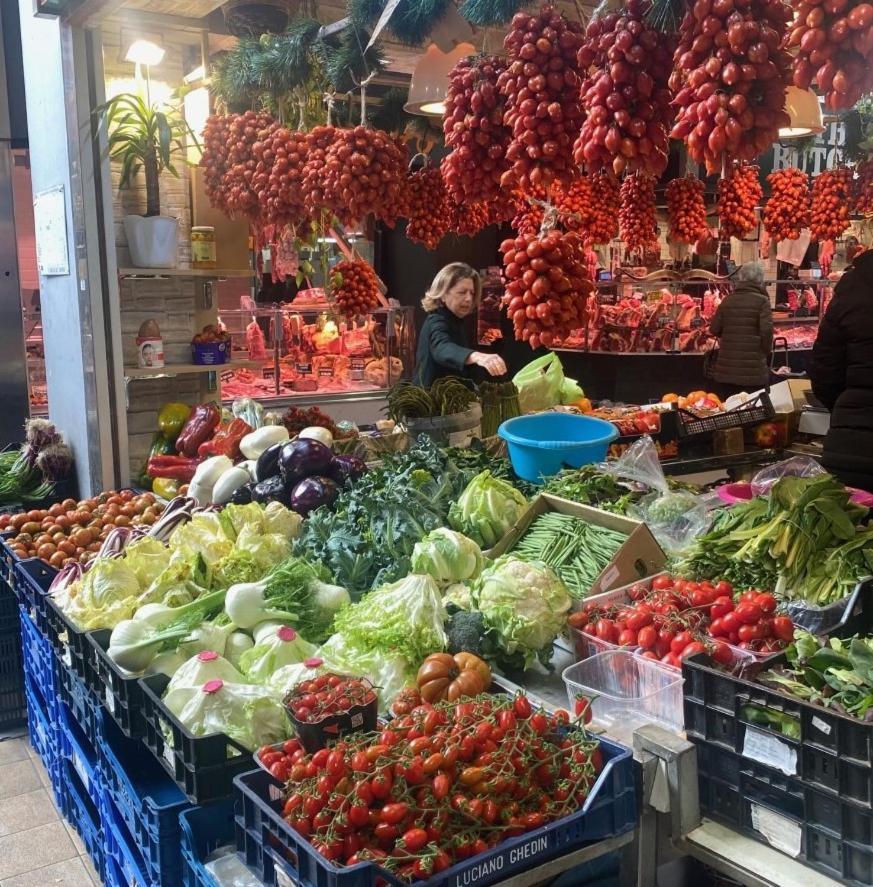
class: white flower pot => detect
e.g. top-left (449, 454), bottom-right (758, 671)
top-left (124, 215), bottom-right (179, 268)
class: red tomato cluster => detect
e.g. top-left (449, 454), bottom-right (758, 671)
top-left (574, 0), bottom-right (675, 178)
top-left (619, 172), bottom-right (659, 254)
top-left (790, 0), bottom-right (873, 110)
top-left (670, 0), bottom-right (792, 173)
top-left (498, 6), bottom-right (584, 192)
top-left (666, 176), bottom-right (709, 244)
top-left (331, 261), bottom-right (383, 319)
top-left (446, 194), bottom-right (491, 237)
top-left (855, 159), bottom-right (873, 215)
top-left (568, 573), bottom-right (794, 669)
top-left (763, 167), bottom-right (811, 242)
top-left (271, 693), bottom-right (601, 881)
top-left (254, 123), bottom-right (311, 230)
top-left (584, 172), bottom-right (621, 245)
top-left (500, 229), bottom-right (591, 349)
top-left (441, 55), bottom-right (511, 209)
top-left (285, 674), bottom-right (377, 724)
top-left (717, 162), bottom-right (762, 238)
top-left (810, 167), bottom-right (853, 241)
top-left (405, 168), bottom-right (450, 250)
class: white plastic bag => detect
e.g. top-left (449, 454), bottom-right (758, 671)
top-left (749, 456), bottom-right (826, 497)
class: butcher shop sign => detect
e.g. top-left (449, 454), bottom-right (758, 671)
top-left (765, 114), bottom-right (846, 179)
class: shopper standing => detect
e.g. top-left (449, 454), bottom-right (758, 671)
top-left (709, 261), bottom-right (774, 399)
top-left (413, 263), bottom-right (507, 388)
top-left (810, 249), bottom-right (873, 492)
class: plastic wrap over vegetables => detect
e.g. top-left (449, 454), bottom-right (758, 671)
top-left (238, 625), bottom-right (317, 684)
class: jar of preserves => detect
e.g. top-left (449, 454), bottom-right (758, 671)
top-left (191, 226), bottom-right (216, 268)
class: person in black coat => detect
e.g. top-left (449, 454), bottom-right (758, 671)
top-left (413, 263), bottom-right (507, 387)
top-left (810, 250), bottom-right (873, 492)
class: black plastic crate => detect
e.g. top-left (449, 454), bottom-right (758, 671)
top-left (43, 592), bottom-right (97, 690)
top-left (89, 629), bottom-right (145, 740)
top-left (139, 673), bottom-right (252, 804)
top-left (0, 531), bottom-right (18, 589)
top-left (676, 391), bottom-right (775, 438)
top-left (0, 581), bottom-right (18, 637)
top-left (12, 557), bottom-right (56, 632)
top-left (0, 630), bottom-right (25, 729)
top-left (696, 740), bottom-right (873, 885)
top-left (683, 651), bottom-right (873, 809)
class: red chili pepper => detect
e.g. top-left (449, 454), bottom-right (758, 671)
top-left (175, 403), bottom-right (220, 457)
top-left (197, 418), bottom-right (252, 460)
top-left (146, 454), bottom-right (199, 482)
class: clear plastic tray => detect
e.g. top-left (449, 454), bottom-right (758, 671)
top-left (562, 650), bottom-right (684, 743)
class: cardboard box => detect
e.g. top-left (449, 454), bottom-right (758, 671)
top-left (488, 493), bottom-right (667, 597)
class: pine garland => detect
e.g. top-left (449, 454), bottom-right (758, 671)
top-left (251, 19), bottom-right (322, 95)
top-left (316, 27), bottom-right (386, 93)
top-left (211, 41), bottom-right (264, 112)
top-left (457, 0), bottom-right (532, 27)
top-left (347, 0), bottom-right (451, 46)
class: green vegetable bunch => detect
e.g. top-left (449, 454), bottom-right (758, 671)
top-left (448, 470), bottom-right (528, 549)
top-left (386, 378), bottom-right (477, 422)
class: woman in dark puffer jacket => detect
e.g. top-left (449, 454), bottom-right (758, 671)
top-left (811, 250), bottom-right (873, 492)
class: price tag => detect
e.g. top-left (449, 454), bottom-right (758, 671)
top-left (742, 725), bottom-right (798, 775)
top-left (276, 866), bottom-right (300, 887)
top-left (349, 358), bottom-right (365, 381)
top-left (750, 803), bottom-right (802, 857)
top-left (263, 366), bottom-right (276, 381)
top-left (317, 365), bottom-right (334, 378)
top-left (220, 370), bottom-right (234, 384)
top-left (162, 741), bottom-right (175, 768)
top-left (71, 749), bottom-right (89, 790)
top-left (811, 715), bottom-right (832, 736)
top-left (296, 362), bottom-right (312, 375)
top-left (62, 647), bottom-right (72, 668)
top-left (268, 784), bottom-right (284, 803)
top-left (104, 684), bottom-right (116, 715)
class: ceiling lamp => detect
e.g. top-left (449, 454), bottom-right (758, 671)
top-left (779, 87), bottom-right (824, 139)
top-left (404, 42), bottom-right (475, 117)
top-left (123, 38), bottom-right (165, 67)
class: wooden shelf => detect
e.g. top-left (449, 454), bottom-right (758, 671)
top-left (118, 267), bottom-right (253, 279)
top-left (123, 360), bottom-right (262, 380)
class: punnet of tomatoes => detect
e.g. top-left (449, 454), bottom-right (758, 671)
top-left (260, 692), bottom-right (603, 882)
top-left (567, 573), bottom-right (794, 670)
top-left (0, 491), bottom-right (163, 570)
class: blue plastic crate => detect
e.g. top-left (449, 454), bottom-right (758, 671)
top-left (57, 662), bottom-right (101, 749)
top-left (179, 801), bottom-right (239, 887)
top-left (98, 708), bottom-right (191, 884)
top-left (60, 755), bottom-right (105, 878)
top-left (101, 789), bottom-right (164, 887)
top-left (58, 698), bottom-right (100, 799)
top-left (24, 681), bottom-right (63, 806)
top-left (20, 608), bottom-right (58, 716)
top-left (234, 734), bottom-right (637, 887)
top-left (104, 853), bottom-right (128, 887)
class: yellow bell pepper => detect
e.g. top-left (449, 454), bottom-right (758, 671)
top-left (151, 477), bottom-right (180, 500)
top-left (157, 403), bottom-right (191, 441)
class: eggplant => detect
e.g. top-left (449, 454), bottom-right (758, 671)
top-left (289, 476), bottom-right (339, 515)
top-left (251, 475), bottom-right (290, 505)
top-left (278, 439), bottom-right (334, 484)
top-left (329, 454), bottom-right (368, 486)
top-left (255, 442), bottom-right (285, 482)
top-left (230, 482), bottom-right (255, 505)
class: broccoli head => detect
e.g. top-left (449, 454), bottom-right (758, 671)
top-left (445, 610), bottom-right (486, 656)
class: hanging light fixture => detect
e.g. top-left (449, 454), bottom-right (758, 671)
top-left (779, 87), bottom-right (824, 139)
top-left (404, 42), bottom-right (476, 117)
top-left (123, 37), bottom-right (165, 67)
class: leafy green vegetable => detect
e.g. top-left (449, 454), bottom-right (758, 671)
top-left (411, 528), bottom-right (485, 587)
top-left (58, 558), bottom-right (143, 630)
top-left (331, 573), bottom-right (447, 663)
top-left (448, 470), bottom-right (528, 549)
top-left (239, 626), bottom-right (317, 684)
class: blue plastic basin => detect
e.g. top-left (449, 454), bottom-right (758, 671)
top-left (498, 413), bottom-right (619, 483)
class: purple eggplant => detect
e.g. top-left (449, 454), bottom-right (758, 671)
top-left (252, 475), bottom-right (290, 506)
top-left (255, 442), bottom-right (284, 482)
top-left (289, 476), bottom-right (339, 515)
top-left (230, 482), bottom-right (255, 505)
top-left (278, 439), bottom-right (334, 484)
top-left (329, 454), bottom-right (368, 486)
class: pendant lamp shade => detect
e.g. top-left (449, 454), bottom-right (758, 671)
top-left (779, 87), bottom-right (824, 139)
top-left (404, 42), bottom-right (476, 117)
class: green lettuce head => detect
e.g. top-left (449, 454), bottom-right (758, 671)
top-left (411, 528), bottom-right (485, 586)
top-left (448, 470), bottom-right (527, 549)
top-left (472, 555), bottom-right (571, 668)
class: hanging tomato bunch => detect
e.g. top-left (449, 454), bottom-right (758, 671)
top-left (717, 163), bottom-right (762, 238)
top-left (446, 194), bottom-right (491, 237)
top-left (257, 124), bottom-right (310, 230)
top-left (441, 55), bottom-right (511, 208)
top-left (763, 167), bottom-right (811, 241)
top-left (810, 168), bottom-right (853, 241)
top-left (574, 0), bottom-right (675, 177)
top-left (790, 1), bottom-right (873, 110)
top-left (855, 159), bottom-right (873, 215)
top-left (405, 167), bottom-right (450, 250)
top-left (498, 6), bottom-right (584, 191)
top-left (669, 0), bottom-right (792, 173)
top-left (584, 171), bottom-right (621, 246)
top-left (666, 176), bottom-right (709, 244)
top-left (620, 173), bottom-right (659, 254)
top-left (500, 228), bottom-right (591, 348)
top-left (331, 260), bottom-right (383, 318)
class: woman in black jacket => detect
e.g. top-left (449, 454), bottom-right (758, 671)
top-left (810, 250), bottom-right (873, 492)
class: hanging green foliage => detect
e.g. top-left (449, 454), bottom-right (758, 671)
top-left (368, 88), bottom-right (415, 136)
top-left (347, 0), bottom-right (451, 47)
top-left (251, 19), bottom-right (322, 96)
top-left (457, 0), bottom-right (532, 27)
top-left (211, 41), bottom-right (263, 112)
top-left (644, 0), bottom-right (688, 34)
top-left (315, 26), bottom-right (387, 93)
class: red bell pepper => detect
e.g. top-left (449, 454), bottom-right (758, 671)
top-left (198, 418), bottom-right (252, 461)
top-left (147, 454), bottom-right (199, 483)
top-left (176, 403), bottom-right (221, 457)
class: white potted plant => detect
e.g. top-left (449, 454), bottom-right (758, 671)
top-left (94, 90), bottom-right (193, 268)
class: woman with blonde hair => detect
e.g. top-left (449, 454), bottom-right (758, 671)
top-left (413, 263), bottom-right (507, 387)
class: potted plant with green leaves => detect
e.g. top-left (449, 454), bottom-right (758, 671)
top-left (93, 89), bottom-right (194, 268)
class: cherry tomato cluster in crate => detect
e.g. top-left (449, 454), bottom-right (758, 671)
top-left (259, 692), bottom-right (602, 882)
top-left (285, 674), bottom-right (377, 725)
top-left (568, 574), bottom-right (794, 669)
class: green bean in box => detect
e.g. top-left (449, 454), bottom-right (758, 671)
top-left (488, 494), bottom-right (667, 598)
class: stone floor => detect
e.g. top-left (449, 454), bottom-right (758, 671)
top-left (0, 733), bottom-right (102, 886)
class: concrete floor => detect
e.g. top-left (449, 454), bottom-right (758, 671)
top-left (0, 733), bottom-right (101, 886)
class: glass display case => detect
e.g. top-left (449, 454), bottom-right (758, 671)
top-left (770, 278), bottom-right (832, 352)
top-left (218, 301), bottom-right (414, 404)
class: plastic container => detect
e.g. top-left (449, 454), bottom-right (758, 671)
top-left (0, 629), bottom-right (25, 730)
top-left (717, 480), bottom-right (873, 508)
top-left (97, 708), bottom-right (191, 884)
top-left (191, 341), bottom-right (228, 365)
top-left (101, 788), bottom-right (173, 887)
top-left (676, 391), bottom-right (775, 438)
top-left (89, 628), bottom-right (146, 740)
top-left (562, 651), bottom-right (685, 743)
top-left (57, 662), bottom-right (101, 750)
top-left (24, 680), bottom-right (59, 790)
top-left (696, 739), bottom-right (873, 886)
top-left (498, 413), bottom-right (619, 483)
top-left (13, 557), bottom-right (56, 633)
top-left (138, 672), bottom-right (253, 804)
top-left (19, 608), bottom-right (58, 717)
top-left (683, 650), bottom-right (873, 811)
top-left (179, 801), bottom-right (237, 887)
top-left (785, 577), bottom-right (873, 638)
top-left (405, 403), bottom-right (482, 448)
top-left (234, 732), bottom-right (636, 887)
top-left (42, 590), bottom-right (97, 690)
top-left (61, 755), bottom-right (105, 882)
